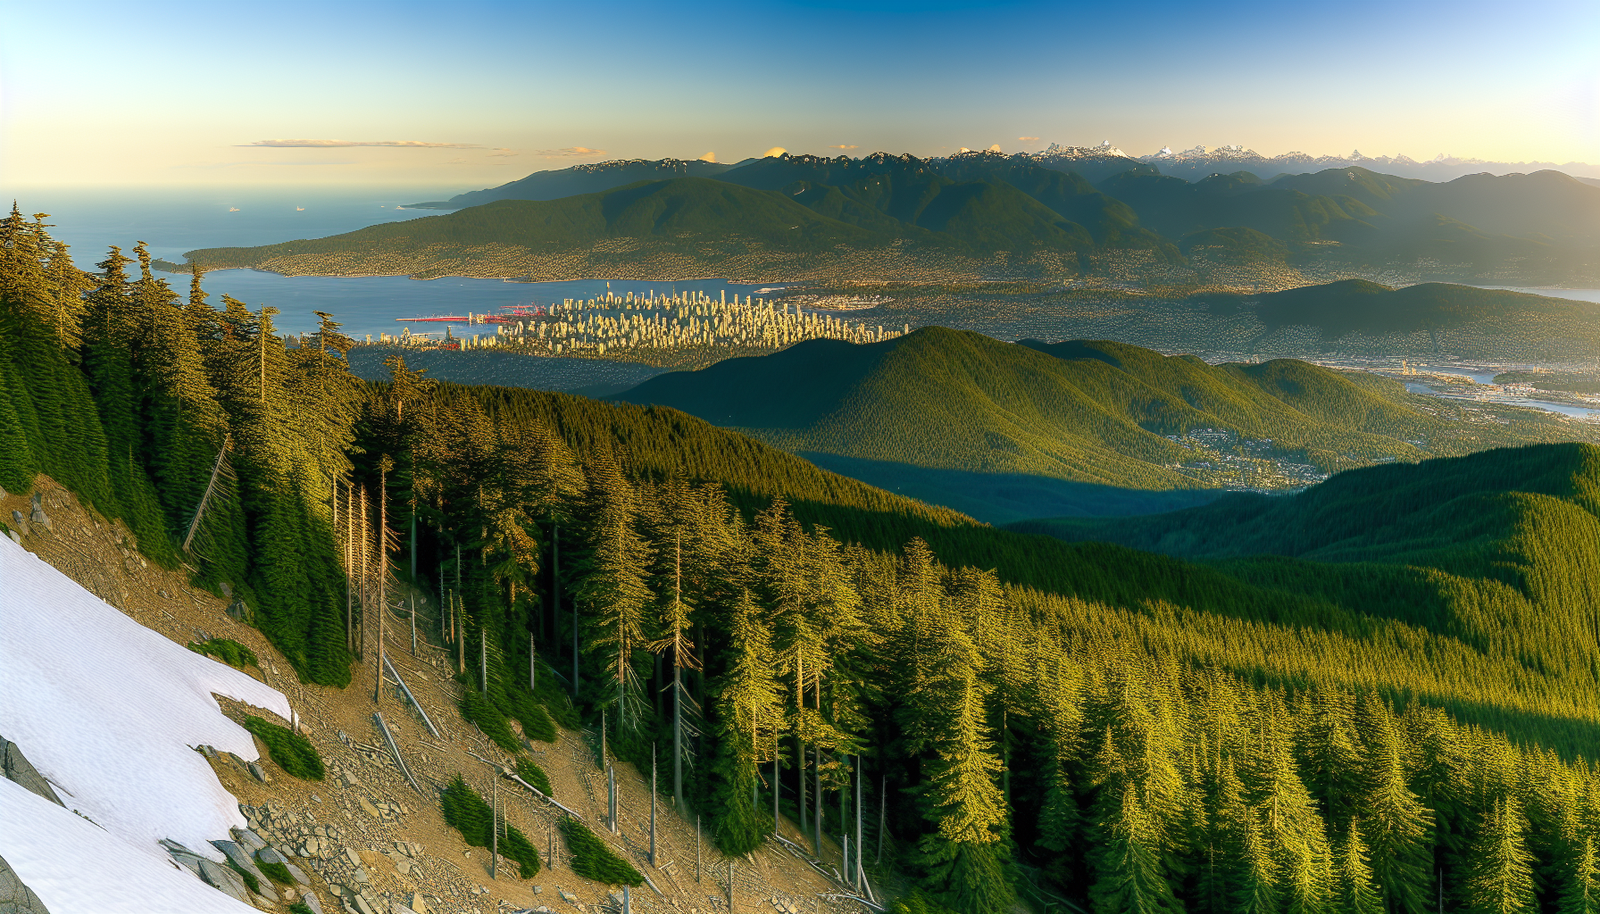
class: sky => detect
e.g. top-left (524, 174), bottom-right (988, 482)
top-left (3, 0), bottom-right (1597, 191)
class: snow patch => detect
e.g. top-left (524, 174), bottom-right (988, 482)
top-left (0, 778), bottom-right (260, 914)
top-left (0, 534), bottom-right (291, 898)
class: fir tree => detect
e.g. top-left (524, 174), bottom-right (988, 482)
top-left (1461, 797), bottom-right (1536, 914)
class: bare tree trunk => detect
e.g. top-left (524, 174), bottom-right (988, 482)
top-left (490, 774), bottom-right (498, 880)
top-left (375, 470), bottom-right (387, 705)
top-left (650, 745), bottom-right (657, 867)
top-left (797, 654), bottom-right (806, 843)
top-left (813, 679), bottom-right (822, 854)
top-left (346, 482), bottom-right (354, 654)
top-left (855, 755), bottom-right (863, 889)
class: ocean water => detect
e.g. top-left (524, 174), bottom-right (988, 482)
top-left (1472, 285), bottom-right (1600, 304)
top-left (12, 187), bottom-right (448, 265)
top-left (9, 187), bottom-right (778, 338)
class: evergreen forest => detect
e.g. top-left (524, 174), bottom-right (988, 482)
top-left (3, 208), bottom-right (1599, 914)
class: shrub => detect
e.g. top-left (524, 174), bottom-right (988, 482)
top-left (288, 903), bottom-right (315, 914)
top-left (514, 757), bottom-right (553, 796)
top-left (460, 688), bottom-right (520, 753)
top-left (187, 638), bottom-right (258, 670)
top-left (256, 859), bottom-right (293, 885)
top-left (889, 891), bottom-right (961, 914)
top-left (559, 817), bottom-right (643, 886)
top-left (510, 692), bottom-right (557, 743)
top-left (225, 858), bottom-right (260, 894)
top-left (240, 716), bottom-right (324, 781)
top-left (440, 775), bottom-right (540, 878)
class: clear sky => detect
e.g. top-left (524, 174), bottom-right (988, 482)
top-left (3, 0), bottom-right (1597, 190)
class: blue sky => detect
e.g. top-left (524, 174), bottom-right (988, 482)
top-left (3, 0), bottom-right (1596, 188)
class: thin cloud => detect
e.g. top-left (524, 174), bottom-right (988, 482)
top-left (243, 139), bottom-right (481, 148)
top-left (488, 148), bottom-right (519, 157)
top-left (1018, 136), bottom-right (1040, 142)
top-left (699, 151), bottom-right (717, 163)
top-left (828, 144), bottom-right (860, 150)
top-left (536, 146), bottom-right (607, 158)
top-left (763, 147), bottom-right (788, 158)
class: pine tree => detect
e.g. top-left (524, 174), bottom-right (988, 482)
top-left (1334, 821), bottom-right (1384, 914)
top-left (917, 648), bottom-right (1013, 914)
top-left (709, 589), bottom-right (782, 855)
top-left (1356, 697), bottom-right (1433, 914)
top-left (1089, 785), bottom-right (1185, 914)
top-left (577, 457), bottom-right (653, 738)
top-left (1558, 833), bottom-right (1600, 914)
top-left (1461, 796), bottom-right (1536, 914)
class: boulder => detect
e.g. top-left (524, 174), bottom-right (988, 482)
top-left (248, 762), bottom-right (269, 783)
top-left (231, 827), bottom-right (268, 854)
top-left (197, 858), bottom-right (252, 905)
top-left (0, 852), bottom-right (51, 914)
top-left (1, 736), bottom-right (63, 807)
top-left (28, 495), bottom-right (49, 533)
top-left (211, 840), bottom-right (277, 901)
top-left (8, 511), bottom-right (26, 538)
top-left (300, 892), bottom-right (326, 914)
top-left (285, 862), bottom-right (312, 887)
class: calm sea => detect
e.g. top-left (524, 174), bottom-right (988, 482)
top-left (9, 187), bottom-right (779, 339)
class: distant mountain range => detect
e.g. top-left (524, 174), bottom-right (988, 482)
top-left (191, 152), bottom-right (1600, 284)
top-left (410, 145), bottom-right (1600, 212)
top-left (407, 157), bottom-right (734, 209)
top-left (611, 326), bottom-right (1585, 490)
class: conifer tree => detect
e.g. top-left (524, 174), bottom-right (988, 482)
top-left (1334, 821), bottom-right (1384, 914)
top-left (1090, 785), bottom-right (1185, 914)
top-left (1558, 833), bottom-right (1600, 914)
top-left (577, 457), bottom-right (653, 738)
top-left (1461, 796), bottom-right (1536, 914)
top-left (709, 588), bottom-right (782, 855)
top-left (1355, 697), bottom-right (1434, 914)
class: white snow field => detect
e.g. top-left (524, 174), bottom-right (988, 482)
top-left (0, 777), bottom-right (259, 913)
top-left (0, 534), bottom-right (290, 912)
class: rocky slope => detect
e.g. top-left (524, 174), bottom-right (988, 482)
top-left (2, 479), bottom-right (880, 914)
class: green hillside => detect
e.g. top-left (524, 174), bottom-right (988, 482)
top-left (188, 177), bottom-right (894, 269)
top-left (10, 211), bottom-right (1600, 914)
top-left (182, 154), bottom-right (1600, 282)
top-left (613, 326), bottom-right (1580, 488)
top-left (409, 157), bottom-right (735, 209)
top-left (1012, 443), bottom-right (1600, 721)
top-left (1252, 278), bottom-right (1600, 337)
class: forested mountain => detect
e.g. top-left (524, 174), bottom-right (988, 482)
top-left (1244, 279), bottom-right (1600, 338)
top-left (183, 154), bottom-right (1600, 283)
top-left (408, 157), bottom-right (736, 209)
top-left (613, 326), bottom-right (1583, 488)
top-left (7, 211), bottom-right (1600, 914)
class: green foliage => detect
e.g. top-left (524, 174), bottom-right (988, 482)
top-left (440, 776), bottom-right (541, 878)
top-left (460, 687), bottom-right (521, 753)
top-left (225, 858), bottom-right (260, 894)
top-left (558, 817), bottom-right (643, 886)
top-left (287, 904), bottom-right (315, 914)
top-left (1253, 279), bottom-right (1595, 338)
top-left (240, 716), bottom-right (324, 781)
top-left (888, 889), bottom-right (962, 914)
top-left (255, 859), bottom-right (293, 885)
top-left (510, 691), bottom-right (557, 743)
top-left (618, 327), bottom-right (1568, 487)
top-left (187, 638), bottom-right (258, 670)
top-left (514, 757), bottom-right (553, 796)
